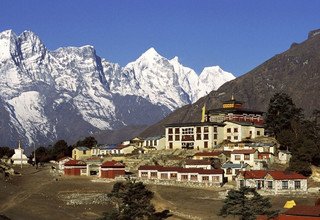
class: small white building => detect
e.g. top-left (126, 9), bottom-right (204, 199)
top-left (142, 136), bottom-right (166, 150)
top-left (230, 149), bottom-right (258, 167)
top-left (11, 142), bottom-right (28, 165)
top-left (138, 165), bottom-right (224, 186)
top-left (278, 150), bottom-right (292, 164)
top-left (236, 170), bottom-right (307, 194)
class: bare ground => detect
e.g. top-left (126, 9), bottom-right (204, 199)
top-left (0, 165), bottom-right (318, 220)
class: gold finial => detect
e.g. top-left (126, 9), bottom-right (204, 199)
top-left (18, 140), bottom-right (21, 149)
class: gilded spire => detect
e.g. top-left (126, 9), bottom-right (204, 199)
top-left (231, 94), bottom-right (234, 100)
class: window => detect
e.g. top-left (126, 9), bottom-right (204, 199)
top-left (83, 150), bottom-right (86, 154)
top-left (249, 131), bottom-right (252, 135)
top-left (196, 127), bottom-right (201, 133)
top-left (226, 168), bottom-right (232, 174)
top-left (196, 134), bottom-right (201, 140)
top-left (175, 128), bottom-right (180, 134)
top-left (267, 181), bottom-right (273, 189)
top-left (150, 172), bottom-right (157, 178)
top-left (168, 128), bottom-right (173, 134)
top-left (169, 143), bottom-right (173, 149)
top-left (227, 128), bottom-right (231, 133)
top-left (234, 136), bottom-right (238, 140)
top-left (170, 173), bottom-right (177, 179)
top-left (240, 180), bottom-right (245, 187)
top-left (168, 135), bottom-right (173, 141)
top-left (214, 141), bottom-right (217, 146)
top-left (190, 174), bottom-right (198, 181)
top-left (257, 131), bottom-right (261, 136)
top-left (294, 181), bottom-right (301, 189)
top-left (235, 155), bottom-right (241, 160)
top-left (182, 128), bottom-right (194, 134)
top-left (212, 176), bottom-right (220, 182)
top-left (214, 134), bottom-right (218, 139)
top-left (234, 128), bottom-right (238, 133)
top-left (204, 127), bottom-right (209, 133)
top-left (244, 154), bottom-right (250, 160)
top-left (227, 136), bottom-right (231, 140)
top-left (141, 172), bottom-right (148, 178)
top-left (235, 169), bottom-right (240, 174)
top-left (181, 175), bottom-right (188, 181)
top-left (282, 181), bottom-right (288, 189)
top-left (213, 127), bottom-right (217, 132)
top-left (204, 141), bottom-right (208, 148)
top-left (175, 135), bottom-right (180, 141)
top-left (204, 134), bottom-right (208, 140)
top-left (202, 176), bottom-right (209, 182)
top-left (160, 173), bottom-right (168, 179)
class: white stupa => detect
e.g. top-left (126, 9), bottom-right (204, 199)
top-left (11, 141), bottom-right (28, 165)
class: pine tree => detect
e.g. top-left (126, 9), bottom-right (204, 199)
top-left (100, 180), bottom-right (170, 220)
top-left (218, 187), bottom-right (277, 220)
top-left (266, 92), bottom-right (303, 137)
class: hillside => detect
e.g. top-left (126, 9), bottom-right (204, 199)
top-left (140, 29), bottom-right (320, 137)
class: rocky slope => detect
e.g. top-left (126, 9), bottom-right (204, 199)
top-left (140, 29), bottom-right (320, 137)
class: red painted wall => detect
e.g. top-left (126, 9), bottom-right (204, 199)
top-left (101, 169), bottom-right (125, 179)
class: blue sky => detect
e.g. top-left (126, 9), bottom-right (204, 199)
top-left (1, 0), bottom-right (320, 76)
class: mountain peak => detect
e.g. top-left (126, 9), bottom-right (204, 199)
top-left (170, 56), bottom-right (179, 63)
top-left (139, 47), bottom-right (162, 60)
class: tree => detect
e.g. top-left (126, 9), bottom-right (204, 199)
top-left (75, 136), bottom-right (97, 149)
top-left (266, 92), bottom-right (303, 138)
top-left (219, 187), bottom-right (277, 220)
top-left (100, 180), bottom-right (170, 220)
top-left (0, 147), bottom-right (14, 158)
top-left (51, 140), bottom-right (68, 160)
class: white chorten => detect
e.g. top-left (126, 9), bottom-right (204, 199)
top-left (11, 141), bottom-right (28, 165)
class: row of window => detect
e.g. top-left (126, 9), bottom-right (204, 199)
top-left (240, 180), bottom-right (301, 189)
top-left (168, 126), bottom-right (218, 135)
top-left (168, 133), bottom-right (219, 141)
top-left (140, 172), bottom-right (220, 182)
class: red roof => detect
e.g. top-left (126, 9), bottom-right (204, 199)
top-left (231, 149), bottom-right (257, 154)
top-left (239, 170), bottom-right (307, 180)
top-left (185, 159), bottom-right (212, 166)
top-left (193, 151), bottom-right (223, 157)
top-left (64, 160), bottom-right (86, 166)
top-left (138, 165), bottom-right (223, 175)
top-left (101, 160), bottom-right (125, 168)
top-left (239, 170), bottom-right (267, 179)
top-left (284, 205), bottom-right (320, 217)
top-left (268, 170), bottom-right (307, 180)
top-left (57, 156), bottom-right (72, 162)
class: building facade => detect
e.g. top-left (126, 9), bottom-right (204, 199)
top-left (64, 160), bottom-right (87, 176)
top-left (138, 165), bottom-right (224, 186)
top-left (236, 170), bottom-right (307, 194)
top-left (100, 160), bottom-right (125, 179)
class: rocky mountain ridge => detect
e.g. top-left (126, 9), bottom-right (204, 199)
top-left (140, 29), bottom-right (320, 138)
top-left (0, 30), bottom-right (235, 146)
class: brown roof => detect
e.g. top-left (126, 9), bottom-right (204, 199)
top-left (193, 151), bottom-right (224, 157)
top-left (101, 160), bottom-right (125, 168)
top-left (231, 149), bottom-right (257, 154)
top-left (284, 205), bottom-right (320, 217)
top-left (239, 170), bottom-right (307, 180)
top-left (185, 159), bottom-right (212, 166)
top-left (64, 160), bottom-right (86, 166)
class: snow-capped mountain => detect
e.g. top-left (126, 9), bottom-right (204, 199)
top-left (0, 30), bottom-right (235, 146)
